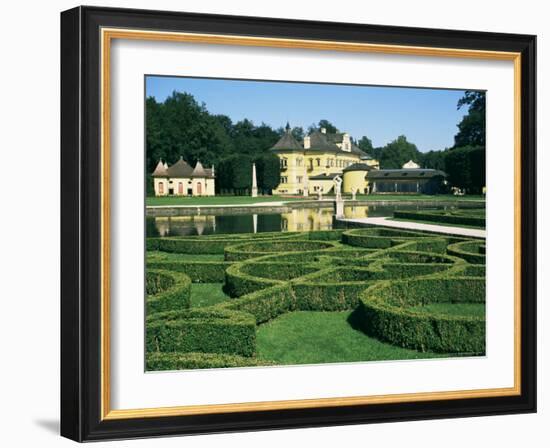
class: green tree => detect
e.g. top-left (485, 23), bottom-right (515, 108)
top-left (454, 91), bottom-right (486, 148)
top-left (255, 153), bottom-right (281, 194)
top-left (308, 119), bottom-right (339, 134)
top-left (419, 149), bottom-right (447, 170)
top-left (357, 136), bottom-right (374, 153)
top-left (378, 135), bottom-right (421, 169)
top-left (444, 146), bottom-right (485, 194)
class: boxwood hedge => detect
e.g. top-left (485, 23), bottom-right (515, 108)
top-left (146, 269), bottom-right (191, 314)
top-left (358, 277), bottom-right (485, 353)
top-left (145, 227), bottom-right (486, 368)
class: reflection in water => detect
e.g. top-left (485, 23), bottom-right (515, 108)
top-left (147, 204), bottom-right (450, 237)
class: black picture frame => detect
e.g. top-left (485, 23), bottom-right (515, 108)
top-left (61, 5), bottom-right (536, 442)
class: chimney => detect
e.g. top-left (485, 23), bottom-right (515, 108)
top-left (320, 127), bottom-right (327, 134)
top-left (342, 133), bottom-right (351, 152)
top-left (304, 135), bottom-right (311, 149)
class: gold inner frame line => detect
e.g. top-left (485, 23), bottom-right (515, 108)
top-left (100, 27), bottom-right (522, 421)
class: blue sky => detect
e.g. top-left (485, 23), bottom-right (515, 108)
top-left (146, 76), bottom-right (470, 152)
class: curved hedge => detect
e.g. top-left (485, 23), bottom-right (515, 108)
top-left (394, 210), bottom-right (485, 227)
top-left (447, 240), bottom-right (486, 264)
top-left (358, 277), bottom-right (485, 354)
top-left (147, 308), bottom-right (256, 356)
top-left (145, 227), bottom-right (486, 368)
top-left (146, 352), bottom-right (272, 370)
top-left (146, 270), bottom-right (191, 314)
top-left (224, 240), bottom-right (337, 261)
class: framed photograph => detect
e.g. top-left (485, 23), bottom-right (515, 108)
top-left (60, 6), bottom-right (536, 442)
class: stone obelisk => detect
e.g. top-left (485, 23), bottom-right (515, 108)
top-left (251, 163), bottom-right (258, 198)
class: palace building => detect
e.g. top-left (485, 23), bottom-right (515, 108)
top-left (270, 124), bottom-right (446, 195)
top-left (152, 157), bottom-right (215, 196)
top-left (270, 124), bottom-right (379, 195)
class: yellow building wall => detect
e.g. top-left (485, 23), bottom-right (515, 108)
top-left (273, 150), bottom-right (369, 195)
top-left (343, 171), bottom-right (368, 194)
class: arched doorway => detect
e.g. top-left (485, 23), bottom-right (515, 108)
top-left (197, 182), bottom-right (202, 195)
top-left (178, 182), bottom-right (183, 195)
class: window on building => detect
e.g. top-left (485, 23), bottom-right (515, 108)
top-left (297, 157), bottom-right (303, 167)
top-left (280, 176), bottom-right (288, 184)
top-left (158, 182), bottom-right (164, 194)
top-left (316, 158), bottom-right (321, 167)
top-left (297, 176), bottom-right (303, 184)
top-left (280, 158), bottom-right (288, 169)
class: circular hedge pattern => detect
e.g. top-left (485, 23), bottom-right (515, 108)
top-left (146, 228), bottom-right (486, 369)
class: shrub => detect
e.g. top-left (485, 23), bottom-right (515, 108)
top-left (358, 277), bottom-right (485, 353)
top-left (447, 241), bottom-right (486, 264)
top-left (146, 308), bottom-right (256, 356)
top-left (146, 352), bottom-right (272, 370)
top-left (146, 270), bottom-right (191, 314)
top-left (147, 260), bottom-right (231, 283)
top-left (393, 210), bottom-right (486, 227)
top-left (224, 240), bottom-right (337, 261)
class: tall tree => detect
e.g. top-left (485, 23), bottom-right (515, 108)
top-left (444, 146), bottom-right (485, 194)
top-left (378, 135), bottom-right (421, 169)
top-left (454, 91), bottom-right (486, 148)
top-left (255, 153), bottom-right (281, 194)
top-left (308, 119), bottom-right (339, 134)
top-left (357, 136), bottom-right (374, 153)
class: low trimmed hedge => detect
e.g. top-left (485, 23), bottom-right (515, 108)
top-left (146, 270), bottom-right (191, 314)
top-left (147, 260), bottom-right (231, 283)
top-left (393, 210), bottom-right (486, 227)
top-left (145, 227), bottom-right (487, 368)
top-left (447, 241), bottom-right (486, 264)
top-left (146, 352), bottom-right (272, 370)
top-left (342, 228), bottom-right (431, 249)
top-left (358, 277), bottom-right (485, 353)
top-left (146, 231), bottom-right (299, 254)
top-left (147, 308), bottom-right (256, 356)
top-left (224, 240), bottom-right (337, 261)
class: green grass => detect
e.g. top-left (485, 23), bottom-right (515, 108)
top-left (409, 303), bottom-right (485, 318)
top-left (147, 251), bottom-right (225, 262)
top-left (146, 194), bottom-right (485, 207)
top-left (256, 311), bottom-right (449, 365)
top-left (146, 195), bottom-right (306, 206)
top-left (190, 283), bottom-right (230, 308)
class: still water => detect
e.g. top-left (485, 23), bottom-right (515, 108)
top-left (146, 204), bottom-right (467, 237)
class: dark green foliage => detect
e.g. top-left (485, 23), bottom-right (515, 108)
top-left (377, 135), bottom-right (421, 169)
top-left (147, 261), bottom-right (231, 283)
top-left (444, 146), bottom-right (486, 194)
top-left (254, 153), bottom-right (281, 194)
top-left (358, 277), bottom-right (485, 353)
top-left (394, 210), bottom-right (486, 227)
top-left (447, 241), bottom-right (486, 264)
top-left (357, 136), bottom-right (374, 153)
top-left (147, 308), bottom-right (256, 356)
top-left (454, 91), bottom-right (486, 148)
top-left (146, 270), bottom-right (191, 314)
top-left (224, 240), bottom-right (337, 261)
top-left (146, 352), bottom-right (272, 370)
top-left (147, 232), bottom-right (299, 254)
top-left (145, 228), bottom-right (486, 369)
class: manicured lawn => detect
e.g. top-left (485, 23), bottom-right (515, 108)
top-left (190, 283), bottom-right (230, 308)
top-left (409, 303), bottom-right (485, 318)
top-left (256, 311), bottom-right (448, 365)
top-left (146, 195), bottom-right (306, 206)
top-left (146, 194), bottom-right (485, 207)
top-left (147, 251), bottom-right (226, 262)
